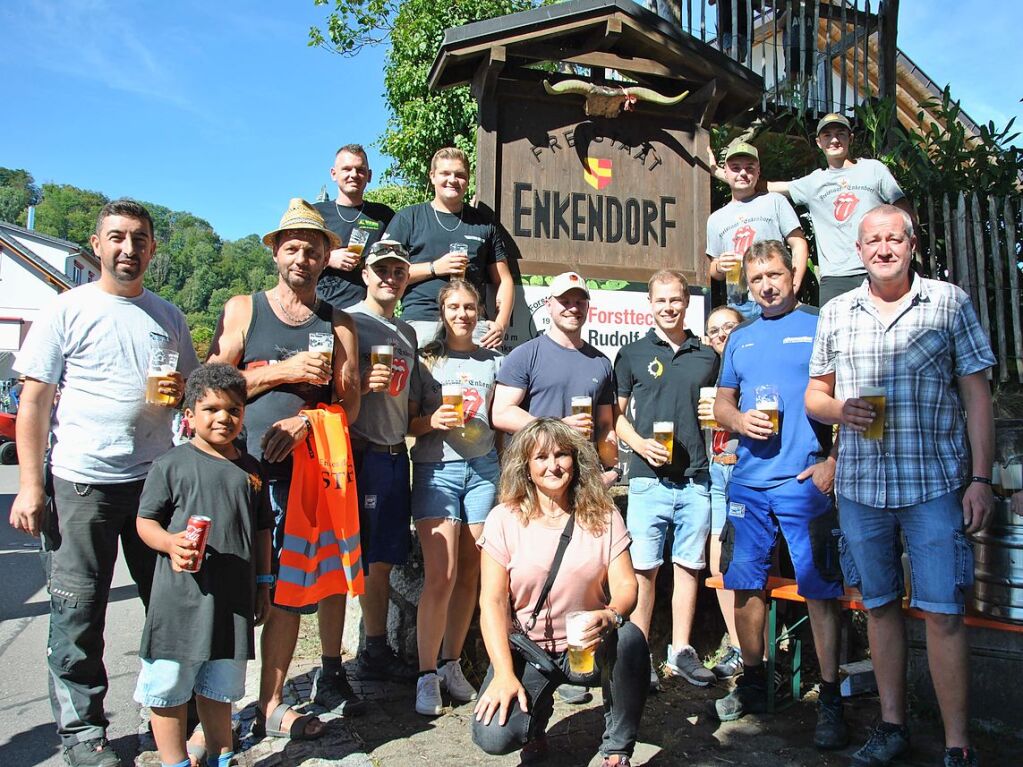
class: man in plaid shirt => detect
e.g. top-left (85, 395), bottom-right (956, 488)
top-left (806, 204), bottom-right (995, 767)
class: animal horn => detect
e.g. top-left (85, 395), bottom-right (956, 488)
top-left (543, 79), bottom-right (595, 96)
top-left (627, 87), bottom-right (690, 106)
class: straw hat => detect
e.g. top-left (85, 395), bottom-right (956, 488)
top-left (262, 198), bottom-right (341, 250)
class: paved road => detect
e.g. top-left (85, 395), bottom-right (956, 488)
top-left (0, 465), bottom-right (145, 766)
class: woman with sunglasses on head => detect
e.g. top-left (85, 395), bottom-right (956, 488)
top-left (407, 280), bottom-right (503, 716)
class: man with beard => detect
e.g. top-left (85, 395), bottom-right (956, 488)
top-left (314, 144), bottom-right (394, 311)
top-left (209, 198), bottom-right (362, 736)
top-left (613, 270), bottom-right (718, 692)
top-left (11, 199), bottom-right (200, 767)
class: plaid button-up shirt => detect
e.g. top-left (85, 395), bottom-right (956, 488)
top-left (809, 276), bottom-right (995, 508)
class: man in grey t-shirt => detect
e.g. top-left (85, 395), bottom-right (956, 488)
top-left (10, 199), bottom-right (199, 767)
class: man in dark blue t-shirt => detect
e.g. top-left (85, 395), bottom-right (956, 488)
top-left (712, 240), bottom-right (846, 751)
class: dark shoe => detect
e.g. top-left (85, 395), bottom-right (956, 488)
top-left (354, 645), bottom-right (417, 682)
top-left (311, 666), bottom-right (367, 716)
top-left (851, 721), bottom-right (911, 766)
top-left (665, 643), bottom-right (716, 687)
top-left (555, 683), bottom-right (592, 704)
top-left (944, 747), bottom-right (979, 767)
top-left (814, 696), bottom-right (849, 750)
top-left (714, 675), bottom-right (768, 722)
top-left (712, 645), bottom-right (743, 679)
top-left (63, 738), bottom-right (120, 767)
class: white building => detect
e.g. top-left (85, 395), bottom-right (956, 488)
top-left (0, 221), bottom-right (99, 378)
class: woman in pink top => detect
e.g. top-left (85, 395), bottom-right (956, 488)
top-left (472, 419), bottom-right (647, 767)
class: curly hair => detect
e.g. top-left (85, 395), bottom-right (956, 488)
top-left (420, 279), bottom-right (481, 370)
top-left (498, 418), bottom-right (615, 535)
top-left (183, 363), bottom-right (247, 412)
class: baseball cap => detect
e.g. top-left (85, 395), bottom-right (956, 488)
top-left (549, 271), bottom-right (590, 298)
top-left (364, 239), bottom-right (411, 267)
top-left (816, 113), bottom-right (852, 134)
top-left (723, 139), bottom-right (759, 162)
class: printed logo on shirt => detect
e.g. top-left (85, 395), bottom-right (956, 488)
top-left (782, 336), bottom-right (814, 344)
top-left (466, 234), bottom-right (485, 243)
top-left (149, 330), bottom-right (171, 344)
top-left (357, 219), bottom-right (381, 230)
top-left (732, 224), bottom-right (756, 256)
top-left (390, 357), bottom-right (410, 396)
top-left (364, 494), bottom-right (377, 510)
top-left (647, 357), bottom-right (664, 379)
top-left (834, 191), bottom-right (860, 222)
top-left (248, 473), bottom-right (263, 493)
top-left (728, 502), bottom-right (746, 518)
top-left (463, 387), bottom-right (484, 421)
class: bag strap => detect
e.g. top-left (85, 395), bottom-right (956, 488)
top-left (522, 514), bottom-right (575, 632)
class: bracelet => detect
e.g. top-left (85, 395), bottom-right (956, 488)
top-left (256, 574), bottom-right (275, 585)
top-left (603, 465), bottom-right (623, 482)
top-left (298, 413), bottom-right (312, 434)
top-left (970, 476), bottom-right (992, 485)
top-left (429, 261), bottom-right (437, 277)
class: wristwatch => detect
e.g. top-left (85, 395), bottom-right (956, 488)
top-left (607, 607), bottom-right (626, 630)
top-left (604, 465), bottom-right (623, 482)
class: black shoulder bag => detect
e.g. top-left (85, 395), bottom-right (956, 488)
top-left (507, 514), bottom-right (575, 676)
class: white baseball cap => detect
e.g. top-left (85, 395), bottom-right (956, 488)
top-left (549, 271), bottom-right (590, 298)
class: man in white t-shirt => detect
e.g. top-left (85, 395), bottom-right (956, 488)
top-left (10, 200), bottom-right (199, 767)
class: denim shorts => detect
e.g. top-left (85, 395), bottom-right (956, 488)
top-left (710, 461), bottom-right (734, 534)
top-left (626, 476), bottom-right (711, 571)
top-left (721, 476), bottom-right (844, 600)
top-left (836, 489), bottom-right (973, 615)
top-left (269, 479), bottom-right (317, 615)
top-left (134, 657), bottom-right (247, 708)
top-left (355, 449), bottom-right (412, 566)
top-left (411, 450), bottom-right (500, 525)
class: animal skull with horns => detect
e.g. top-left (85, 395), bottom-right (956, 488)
top-left (543, 79), bottom-right (690, 118)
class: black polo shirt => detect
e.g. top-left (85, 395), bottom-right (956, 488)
top-left (614, 328), bottom-right (719, 482)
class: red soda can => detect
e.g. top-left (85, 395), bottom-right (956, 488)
top-left (182, 515), bottom-right (212, 572)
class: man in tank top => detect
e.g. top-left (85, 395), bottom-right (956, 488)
top-left (209, 198), bottom-right (364, 732)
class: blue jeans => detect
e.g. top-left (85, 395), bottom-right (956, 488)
top-left (710, 461), bottom-right (734, 535)
top-left (626, 476), bottom-right (711, 570)
top-left (837, 490), bottom-right (973, 615)
top-left (135, 658), bottom-right (247, 708)
top-left (411, 450), bottom-right (500, 525)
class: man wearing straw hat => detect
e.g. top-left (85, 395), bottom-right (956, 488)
top-left (209, 198), bottom-right (363, 737)
top-left (806, 204), bottom-right (995, 767)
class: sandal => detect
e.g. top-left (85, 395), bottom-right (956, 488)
top-left (252, 703), bottom-right (324, 741)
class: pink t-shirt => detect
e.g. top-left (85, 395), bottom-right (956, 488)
top-left (479, 503), bottom-right (631, 653)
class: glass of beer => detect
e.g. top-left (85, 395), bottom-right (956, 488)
top-left (1003, 461), bottom-right (1023, 497)
top-left (442, 383), bottom-right (464, 427)
top-left (723, 256), bottom-right (742, 286)
top-left (859, 385), bottom-right (886, 440)
top-left (370, 344), bottom-right (394, 389)
top-left (699, 387), bottom-right (719, 430)
top-left (565, 610), bottom-right (596, 675)
top-left (653, 421), bottom-right (674, 463)
top-left (145, 348), bottom-right (179, 407)
top-left (348, 228), bottom-right (369, 257)
top-left (755, 384), bottom-right (781, 436)
top-left (308, 332), bottom-right (333, 365)
top-left (449, 243), bottom-right (468, 279)
top-left (571, 395), bottom-right (593, 438)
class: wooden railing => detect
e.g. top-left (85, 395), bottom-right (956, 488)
top-left (916, 193), bottom-right (1023, 384)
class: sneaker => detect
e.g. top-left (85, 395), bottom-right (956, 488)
top-left (601, 756), bottom-right (632, 767)
top-left (944, 747), bottom-right (979, 767)
top-left (850, 721), bottom-right (911, 766)
top-left (665, 644), bottom-right (716, 687)
top-left (355, 645), bottom-right (418, 682)
top-left (415, 672), bottom-right (444, 716)
top-left (63, 738), bottom-right (120, 767)
top-left (712, 645), bottom-right (743, 679)
top-left (648, 654), bottom-right (661, 693)
top-left (814, 696), bottom-right (849, 750)
top-left (555, 683), bottom-right (592, 704)
top-left (311, 666), bottom-right (366, 716)
top-left (438, 660), bottom-right (477, 702)
top-left (714, 674), bottom-right (768, 721)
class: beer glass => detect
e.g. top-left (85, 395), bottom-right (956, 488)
top-left (442, 383), bottom-right (465, 427)
top-left (723, 254), bottom-right (742, 286)
top-left (308, 332), bottom-right (333, 366)
top-left (571, 395), bottom-right (593, 438)
top-left (348, 228), bottom-right (369, 257)
top-left (370, 344), bottom-right (394, 390)
top-left (755, 384), bottom-right (780, 436)
top-left (565, 610), bottom-right (596, 675)
top-left (146, 347), bottom-right (179, 407)
top-left (449, 243), bottom-right (468, 279)
top-left (859, 385), bottom-right (886, 440)
top-left (653, 421), bottom-right (674, 463)
top-left (699, 386), bottom-right (719, 430)
top-left (1003, 461), bottom-right (1023, 496)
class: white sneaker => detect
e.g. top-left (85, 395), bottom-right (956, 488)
top-left (415, 672), bottom-right (443, 716)
top-left (438, 660), bottom-right (478, 702)
top-left (664, 643), bottom-right (716, 687)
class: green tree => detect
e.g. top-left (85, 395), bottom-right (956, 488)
top-left (32, 183), bottom-right (108, 246)
top-left (0, 167), bottom-right (41, 224)
top-left (310, 0), bottom-right (539, 191)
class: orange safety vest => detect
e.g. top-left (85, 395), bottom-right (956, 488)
top-left (275, 404), bottom-right (365, 607)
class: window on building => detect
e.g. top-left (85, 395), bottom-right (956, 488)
top-left (72, 261), bottom-right (82, 283)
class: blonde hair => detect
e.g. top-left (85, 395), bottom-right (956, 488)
top-left (430, 147), bottom-right (470, 173)
top-left (499, 419), bottom-right (615, 535)
top-left (648, 269), bottom-right (689, 294)
top-left (420, 279), bottom-right (481, 369)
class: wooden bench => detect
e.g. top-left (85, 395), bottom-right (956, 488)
top-left (705, 574), bottom-right (1023, 711)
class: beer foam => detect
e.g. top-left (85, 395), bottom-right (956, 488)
top-left (858, 386), bottom-right (885, 398)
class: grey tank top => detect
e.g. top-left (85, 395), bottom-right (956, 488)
top-left (241, 291), bottom-right (332, 479)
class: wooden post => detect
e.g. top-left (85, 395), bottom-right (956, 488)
top-left (970, 193), bottom-right (990, 333)
top-left (1004, 196), bottom-right (1023, 382)
top-left (987, 196), bottom-right (1009, 382)
top-left (925, 194), bottom-right (937, 278)
top-left (942, 193), bottom-right (955, 283)
top-left (878, 0), bottom-right (899, 150)
top-left (954, 192), bottom-right (973, 304)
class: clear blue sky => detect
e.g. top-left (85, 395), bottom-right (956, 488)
top-left (1, 0), bottom-right (1019, 242)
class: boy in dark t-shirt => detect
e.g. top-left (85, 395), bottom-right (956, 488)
top-left (135, 364), bottom-right (272, 767)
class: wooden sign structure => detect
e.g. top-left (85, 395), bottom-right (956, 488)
top-left (429, 0), bottom-right (764, 287)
